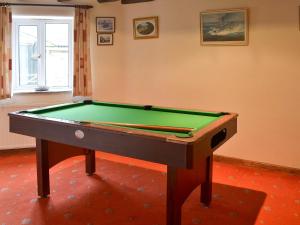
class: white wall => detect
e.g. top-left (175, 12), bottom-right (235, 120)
top-left (1, 0), bottom-right (300, 169)
top-left (90, 0), bottom-right (300, 168)
top-left (90, 3), bottom-right (126, 102)
top-left (0, 92), bottom-right (73, 150)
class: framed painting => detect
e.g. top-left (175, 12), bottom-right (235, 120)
top-left (97, 33), bottom-right (113, 46)
top-left (96, 17), bottom-right (115, 33)
top-left (133, 16), bottom-right (159, 39)
top-left (200, 8), bottom-right (249, 45)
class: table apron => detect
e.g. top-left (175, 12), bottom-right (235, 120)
top-left (9, 115), bottom-right (191, 168)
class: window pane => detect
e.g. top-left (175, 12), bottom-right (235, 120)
top-left (45, 23), bottom-right (69, 87)
top-left (18, 25), bottom-right (38, 86)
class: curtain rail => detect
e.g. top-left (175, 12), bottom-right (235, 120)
top-left (0, 2), bottom-right (93, 9)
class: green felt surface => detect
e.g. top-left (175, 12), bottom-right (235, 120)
top-left (27, 102), bottom-right (222, 137)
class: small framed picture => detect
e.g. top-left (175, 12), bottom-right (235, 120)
top-left (97, 33), bottom-right (113, 46)
top-left (133, 16), bottom-right (159, 39)
top-left (96, 17), bottom-right (115, 33)
top-left (200, 8), bottom-right (249, 46)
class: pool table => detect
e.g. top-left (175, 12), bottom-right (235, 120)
top-left (9, 100), bottom-right (238, 225)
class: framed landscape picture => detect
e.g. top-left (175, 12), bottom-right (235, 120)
top-left (133, 16), bottom-right (159, 39)
top-left (200, 8), bottom-right (249, 45)
top-left (96, 17), bottom-right (115, 33)
top-left (97, 33), bottom-right (113, 46)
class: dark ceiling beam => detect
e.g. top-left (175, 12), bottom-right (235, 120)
top-left (97, 0), bottom-right (154, 4)
top-left (121, 0), bottom-right (154, 3)
top-left (0, 2), bottom-right (93, 9)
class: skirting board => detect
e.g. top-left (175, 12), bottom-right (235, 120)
top-left (0, 148), bottom-right (299, 175)
top-left (0, 148), bottom-right (35, 156)
top-left (214, 155), bottom-right (300, 175)
top-left (0, 144), bottom-right (35, 151)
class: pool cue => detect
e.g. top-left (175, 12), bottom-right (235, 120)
top-left (80, 120), bottom-right (194, 133)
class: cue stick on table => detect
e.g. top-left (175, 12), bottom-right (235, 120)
top-left (80, 120), bottom-right (194, 133)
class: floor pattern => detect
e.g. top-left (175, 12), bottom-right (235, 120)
top-left (0, 151), bottom-right (299, 225)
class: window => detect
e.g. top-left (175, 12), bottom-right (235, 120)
top-left (13, 18), bottom-right (73, 92)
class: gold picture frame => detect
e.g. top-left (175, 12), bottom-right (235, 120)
top-left (200, 8), bottom-right (249, 46)
top-left (133, 16), bottom-right (159, 40)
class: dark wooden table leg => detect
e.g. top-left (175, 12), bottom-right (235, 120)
top-left (36, 139), bottom-right (50, 198)
top-left (200, 155), bottom-right (213, 206)
top-left (167, 166), bottom-right (203, 225)
top-left (167, 200), bottom-right (182, 225)
top-left (85, 150), bottom-right (95, 176)
top-left (36, 140), bottom-right (97, 197)
top-left (167, 167), bottom-right (182, 225)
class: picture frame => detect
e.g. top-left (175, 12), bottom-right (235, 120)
top-left (200, 8), bottom-right (249, 46)
top-left (97, 33), bottom-right (113, 46)
top-left (96, 17), bottom-right (115, 33)
top-left (133, 16), bottom-right (159, 39)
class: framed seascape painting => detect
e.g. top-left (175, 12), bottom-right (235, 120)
top-left (96, 17), bottom-right (115, 33)
top-left (200, 8), bottom-right (249, 45)
top-left (133, 16), bottom-right (159, 39)
top-left (97, 33), bottom-right (113, 46)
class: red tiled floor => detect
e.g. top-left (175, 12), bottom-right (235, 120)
top-left (0, 151), bottom-right (299, 225)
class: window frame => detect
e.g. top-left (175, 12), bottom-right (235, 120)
top-left (12, 18), bottom-right (73, 93)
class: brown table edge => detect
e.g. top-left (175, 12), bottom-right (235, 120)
top-left (8, 110), bottom-right (238, 144)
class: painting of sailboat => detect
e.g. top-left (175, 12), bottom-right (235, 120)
top-left (200, 9), bottom-right (248, 45)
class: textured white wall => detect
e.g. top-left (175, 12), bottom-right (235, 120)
top-left (0, 92), bottom-right (73, 149)
top-left (90, 0), bottom-right (300, 168)
top-left (90, 3), bottom-right (125, 102)
top-left (1, 0), bottom-right (300, 169)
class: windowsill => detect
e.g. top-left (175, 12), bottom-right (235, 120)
top-left (0, 89), bottom-right (74, 108)
top-left (13, 88), bottom-right (72, 94)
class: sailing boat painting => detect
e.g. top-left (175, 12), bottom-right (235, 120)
top-left (200, 9), bottom-right (248, 45)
